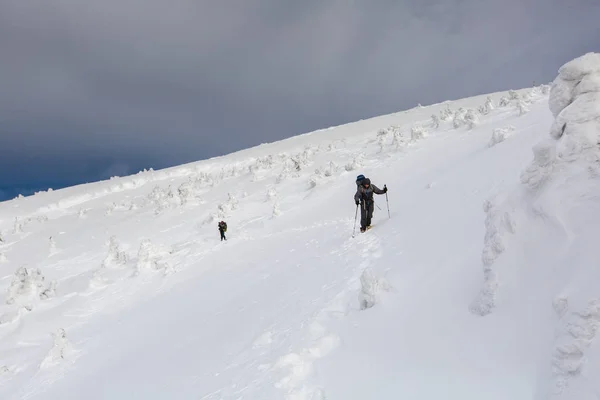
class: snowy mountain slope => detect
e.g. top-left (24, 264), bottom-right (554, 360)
top-left (1, 55), bottom-right (594, 400)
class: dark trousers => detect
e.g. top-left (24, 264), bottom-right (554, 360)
top-left (360, 201), bottom-right (374, 229)
top-left (219, 230), bottom-right (226, 241)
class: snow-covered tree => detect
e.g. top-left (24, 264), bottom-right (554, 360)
top-left (411, 124), bottom-right (427, 141)
top-left (488, 125), bottom-right (516, 147)
top-left (272, 201), bottom-right (282, 217)
top-left (135, 239), bottom-right (173, 275)
top-left (40, 328), bottom-right (74, 369)
top-left (13, 218), bottom-right (23, 234)
top-left (102, 236), bottom-right (128, 268)
top-left (430, 114), bottom-right (440, 129)
top-left (517, 100), bottom-right (529, 116)
top-left (464, 109), bottom-right (479, 129)
top-left (345, 153), bottom-right (365, 171)
top-left (358, 268), bottom-right (391, 310)
top-left (440, 104), bottom-right (453, 121)
top-left (452, 108), bottom-right (467, 129)
top-left (5, 266), bottom-right (56, 310)
top-left (266, 187), bottom-right (278, 202)
top-left (499, 96), bottom-right (510, 107)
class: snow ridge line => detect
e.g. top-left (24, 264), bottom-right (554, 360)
top-left (273, 231), bottom-right (385, 399)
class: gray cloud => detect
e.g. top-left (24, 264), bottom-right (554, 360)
top-left (1, 0), bottom-right (599, 197)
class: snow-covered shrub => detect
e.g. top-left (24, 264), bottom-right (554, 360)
top-left (440, 104), bottom-right (453, 121)
top-left (430, 114), bottom-right (440, 129)
top-left (135, 239), bottom-right (174, 275)
top-left (147, 185), bottom-right (183, 214)
top-left (105, 202), bottom-right (116, 216)
top-left (227, 193), bottom-right (239, 210)
top-left (77, 208), bottom-right (88, 218)
top-left (101, 236), bottom-right (128, 268)
top-left (517, 100), bottom-right (529, 116)
top-left (13, 218), bottom-right (23, 234)
top-left (488, 125), bottom-right (516, 147)
top-left (272, 201), bottom-right (282, 217)
top-left (266, 187), bottom-right (278, 202)
top-left (323, 161), bottom-right (339, 177)
top-left (5, 266), bottom-right (57, 310)
top-left (40, 328), bottom-right (75, 369)
top-left (345, 153), bottom-right (365, 171)
top-left (376, 129), bottom-right (387, 152)
top-left (358, 268), bottom-right (391, 310)
top-left (499, 96), bottom-right (511, 107)
top-left (464, 109), bottom-right (479, 129)
top-left (478, 96), bottom-right (494, 115)
top-left (391, 129), bottom-right (407, 150)
top-left (410, 124), bottom-right (427, 141)
top-left (508, 89), bottom-right (520, 100)
top-left (0, 232), bottom-right (4, 243)
top-left (469, 199), bottom-right (515, 316)
top-left (452, 108), bottom-right (467, 128)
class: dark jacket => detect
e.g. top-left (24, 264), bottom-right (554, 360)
top-left (354, 184), bottom-right (385, 204)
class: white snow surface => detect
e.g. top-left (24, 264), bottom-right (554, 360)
top-left (2, 53), bottom-right (599, 400)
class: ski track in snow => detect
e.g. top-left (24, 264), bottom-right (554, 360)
top-left (3, 77), bottom-right (594, 399)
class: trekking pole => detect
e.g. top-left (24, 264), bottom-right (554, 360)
top-left (352, 204), bottom-right (359, 237)
top-left (385, 185), bottom-right (390, 219)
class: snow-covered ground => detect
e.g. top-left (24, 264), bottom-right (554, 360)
top-left (1, 53), bottom-right (599, 400)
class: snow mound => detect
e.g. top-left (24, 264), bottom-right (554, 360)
top-left (471, 52), bottom-right (600, 399)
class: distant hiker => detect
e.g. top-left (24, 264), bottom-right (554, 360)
top-left (354, 178), bottom-right (387, 233)
top-left (218, 221), bottom-right (227, 241)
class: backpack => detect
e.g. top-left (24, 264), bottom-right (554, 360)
top-left (356, 174), bottom-right (365, 187)
top-left (219, 221), bottom-right (227, 232)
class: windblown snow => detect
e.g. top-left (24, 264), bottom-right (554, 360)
top-left (1, 53), bottom-right (599, 400)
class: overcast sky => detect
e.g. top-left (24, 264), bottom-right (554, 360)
top-left (1, 0), bottom-right (599, 200)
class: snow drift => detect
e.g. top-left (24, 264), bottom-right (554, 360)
top-left (471, 52), bottom-right (600, 399)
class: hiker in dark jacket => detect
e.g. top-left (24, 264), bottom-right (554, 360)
top-left (354, 178), bottom-right (387, 232)
top-left (218, 221), bottom-right (227, 241)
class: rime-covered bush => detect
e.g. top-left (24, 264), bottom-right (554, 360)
top-left (135, 239), bottom-right (174, 275)
top-left (102, 236), bottom-right (128, 268)
top-left (272, 201), bottom-right (282, 217)
top-left (13, 218), bottom-right (23, 234)
top-left (411, 124), bottom-right (427, 141)
top-left (358, 268), bottom-right (391, 310)
top-left (488, 125), bottom-right (516, 147)
top-left (5, 267), bottom-right (56, 310)
top-left (40, 328), bottom-right (74, 369)
top-left (430, 114), bottom-right (440, 129)
top-left (464, 109), bottom-right (479, 129)
top-left (499, 96), bottom-right (511, 107)
top-left (266, 187), bottom-right (278, 202)
top-left (517, 100), bottom-right (529, 116)
top-left (478, 96), bottom-right (494, 115)
top-left (440, 105), bottom-right (453, 121)
top-left (452, 108), bottom-right (467, 129)
top-left (508, 89), bottom-right (520, 100)
top-left (344, 153), bottom-right (365, 171)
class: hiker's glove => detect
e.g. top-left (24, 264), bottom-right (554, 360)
top-left (355, 200), bottom-right (360, 206)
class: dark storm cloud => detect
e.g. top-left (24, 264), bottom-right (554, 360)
top-left (1, 0), bottom-right (599, 199)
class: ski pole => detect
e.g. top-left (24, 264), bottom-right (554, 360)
top-left (385, 185), bottom-right (390, 218)
top-left (352, 204), bottom-right (359, 237)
